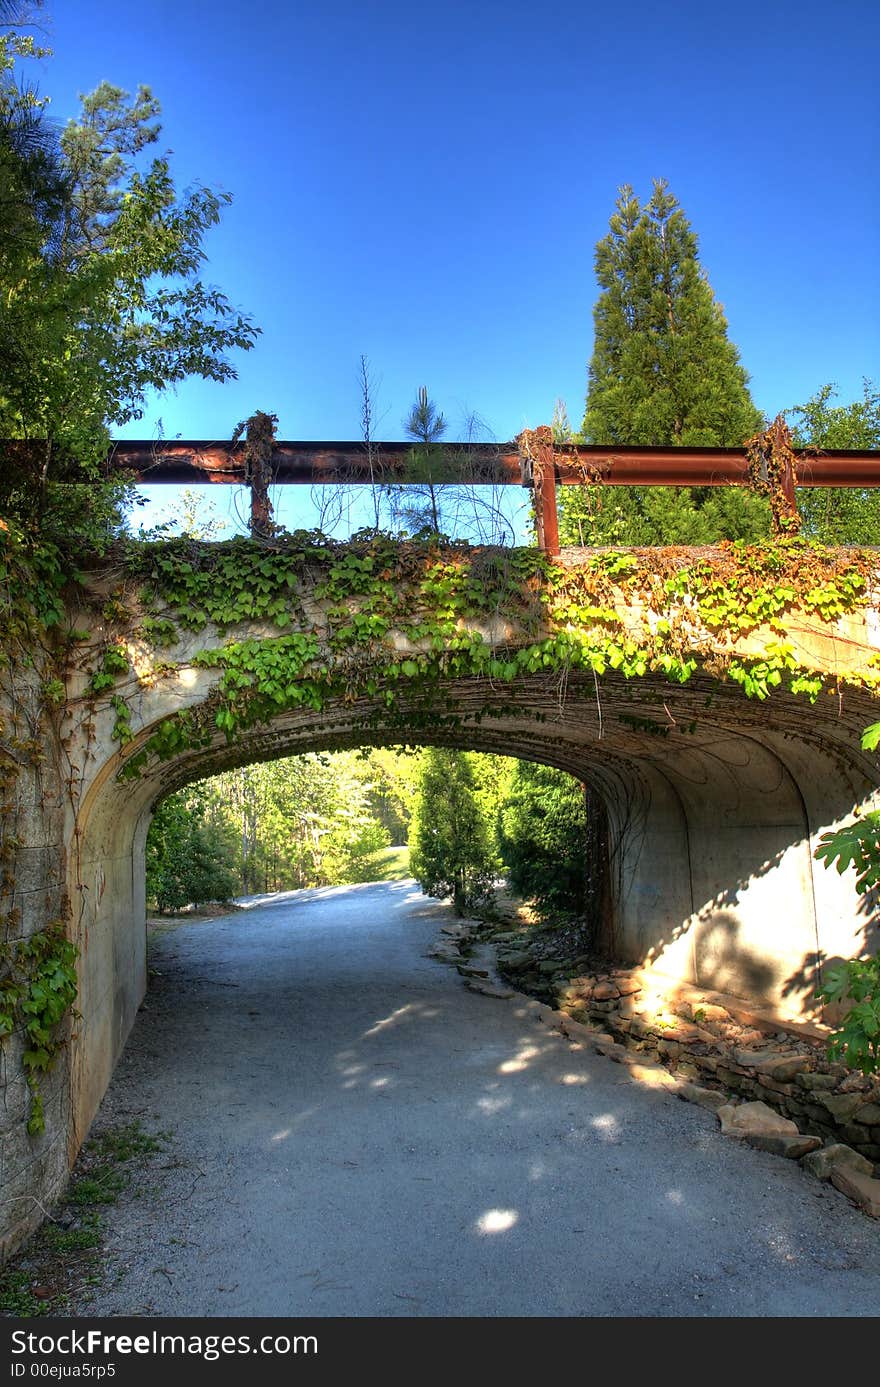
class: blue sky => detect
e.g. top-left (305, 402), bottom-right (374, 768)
top-left (29, 0), bottom-right (880, 530)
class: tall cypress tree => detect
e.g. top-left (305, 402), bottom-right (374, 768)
top-left (583, 180), bottom-right (762, 446)
top-left (560, 182), bottom-right (769, 545)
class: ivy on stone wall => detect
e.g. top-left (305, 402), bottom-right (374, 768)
top-left (0, 925), bottom-right (78, 1134)
top-left (1, 525), bottom-right (82, 1137)
top-left (101, 531), bottom-right (880, 774)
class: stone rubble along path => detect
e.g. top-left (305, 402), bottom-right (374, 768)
top-left (65, 882), bottom-right (880, 1318)
top-left (446, 915), bottom-right (880, 1221)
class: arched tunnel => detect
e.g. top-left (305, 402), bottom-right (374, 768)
top-left (69, 666), bottom-right (879, 1162)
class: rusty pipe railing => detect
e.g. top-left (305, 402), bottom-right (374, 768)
top-left (74, 424), bottom-right (880, 552)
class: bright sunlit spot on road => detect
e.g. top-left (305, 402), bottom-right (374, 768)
top-left (666, 1189), bottom-right (684, 1205)
top-left (558, 1072), bottom-right (589, 1085)
top-left (270, 1129), bottom-right (290, 1143)
top-left (476, 1095), bottom-right (511, 1115)
top-left (362, 1005), bottom-right (413, 1038)
top-left (476, 1209), bottom-right (519, 1235)
top-left (591, 1113), bottom-right (619, 1140)
top-left (498, 1044), bottom-right (539, 1074)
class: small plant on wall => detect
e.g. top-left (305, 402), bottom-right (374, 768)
top-left (0, 924), bottom-right (78, 1134)
top-left (814, 721), bottom-right (880, 1076)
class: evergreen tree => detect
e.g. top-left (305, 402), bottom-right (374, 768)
top-left (583, 180), bottom-right (761, 446)
top-left (561, 180), bottom-right (768, 545)
top-left (409, 749), bottom-right (498, 914)
top-left (145, 785), bottom-right (238, 911)
top-left (497, 761), bottom-right (589, 917)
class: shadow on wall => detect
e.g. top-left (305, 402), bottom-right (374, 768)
top-left (692, 910), bottom-right (777, 1001)
top-left (781, 886), bottom-right (880, 1021)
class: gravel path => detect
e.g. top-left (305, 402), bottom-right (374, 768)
top-left (71, 880), bottom-right (880, 1317)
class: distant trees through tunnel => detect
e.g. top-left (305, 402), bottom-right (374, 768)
top-left (145, 747), bottom-right (598, 930)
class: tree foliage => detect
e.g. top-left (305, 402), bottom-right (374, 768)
top-left (582, 180), bottom-right (762, 447)
top-left (789, 381), bottom-right (880, 545)
top-left (145, 785), bottom-right (238, 912)
top-left (409, 749), bottom-right (500, 914)
top-left (561, 179), bottom-right (769, 545)
top-left (144, 749), bottom-right (418, 907)
top-left (0, 11), bottom-right (258, 540)
top-left (497, 761), bottom-right (590, 917)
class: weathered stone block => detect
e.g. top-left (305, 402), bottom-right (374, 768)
top-left (817, 1092), bottom-right (866, 1122)
top-left (830, 1167), bottom-right (880, 1217)
top-left (615, 978), bottom-right (642, 996)
top-left (757, 1076), bottom-right (796, 1097)
top-left (592, 981), bottom-right (620, 1000)
top-left (497, 950), bottom-right (532, 970)
top-left (796, 1071), bottom-right (838, 1091)
top-left (746, 1132), bottom-right (822, 1159)
top-left (732, 1050), bottom-right (811, 1082)
top-left (674, 1061), bottom-right (700, 1081)
top-left (801, 1144), bottom-right (874, 1181)
top-left (678, 1083), bottom-right (727, 1112)
top-left (694, 1054), bottom-right (720, 1074)
top-left (840, 1122), bottom-right (874, 1148)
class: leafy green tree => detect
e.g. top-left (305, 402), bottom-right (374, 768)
top-left (789, 381), bottom-right (880, 545)
top-left (497, 761), bottom-right (589, 917)
top-left (560, 180), bottom-right (768, 545)
top-left (409, 749), bottom-right (498, 913)
top-left (0, 18), bottom-right (258, 542)
top-left (162, 750), bottom-right (416, 896)
top-left (145, 786), bottom-right (238, 911)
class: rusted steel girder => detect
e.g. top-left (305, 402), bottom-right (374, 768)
top-left (105, 439), bottom-right (880, 489)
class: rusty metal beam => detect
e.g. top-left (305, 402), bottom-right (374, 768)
top-left (105, 440), bottom-right (521, 486)
top-left (105, 439), bottom-right (880, 489)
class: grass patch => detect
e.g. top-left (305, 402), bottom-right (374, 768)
top-left (351, 844), bottom-right (411, 883)
top-left (0, 1121), bottom-right (167, 1318)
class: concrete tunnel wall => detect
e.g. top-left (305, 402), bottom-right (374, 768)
top-left (67, 669), bottom-right (880, 1162)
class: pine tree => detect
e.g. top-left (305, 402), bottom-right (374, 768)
top-left (497, 761), bottom-right (589, 918)
top-left (583, 180), bottom-right (761, 446)
top-left (561, 180), bottom-right (768, 545)
top-left (409, 750), bottom-right (498, 914)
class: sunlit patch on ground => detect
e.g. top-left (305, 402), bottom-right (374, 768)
top-left (591, 1113), bottom-right (619, 1141)
top-left (475, 1209), bottom-right (519, 1235)
top-left (498, 1044), bottom-right (540, 1074)
top-left (476, 1095), bottom-right (512, 1115)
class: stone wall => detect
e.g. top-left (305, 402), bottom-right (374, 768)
top-left (0, 672), bottom-right (71, 1258)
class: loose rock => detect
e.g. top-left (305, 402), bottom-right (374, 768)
top-left (830, 1167), bottom-right (880, 1218)
top-left (678, 1083), bottom-right (728, 1112)
top-left (801, 1144), bottom-right (875, 1182)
